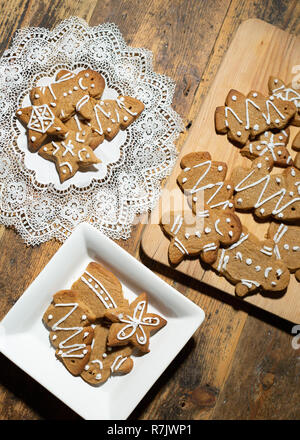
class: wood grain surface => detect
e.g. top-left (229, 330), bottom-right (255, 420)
top-left (0, 0), bottom-right (300, 420)
top-left (141, 19), bottom-right (300, 324)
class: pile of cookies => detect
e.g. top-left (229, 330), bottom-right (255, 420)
top-left (16, 69), bottom-right (144, 183)
top-left (160, 76), bottom-right (300, 298)
top-left (43, 262), bottom-right (167, 385)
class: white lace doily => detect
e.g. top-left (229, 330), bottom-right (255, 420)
top-left (0, 17), bottom-right (183, 245)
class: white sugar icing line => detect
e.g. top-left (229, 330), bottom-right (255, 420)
top-left (174, 237), bottom-right (189, 255)
top-left (170, 215), bottom-right (183, 235)
top-left (52, 303), bottom-right (88, 358)
top-left (76, 95), bottom-right (89, 112)
top-left (81, 270), bottom-right (117, 309)
top-left (78, 77), bottom-right (88, 90)
top-left (111, 355), bottom-right (128, 373)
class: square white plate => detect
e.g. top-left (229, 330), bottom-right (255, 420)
top-left (0, 223), bottom-right (205, 420)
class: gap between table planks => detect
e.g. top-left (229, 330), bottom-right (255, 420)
top-left (141, 18), bottom-right (300, 324)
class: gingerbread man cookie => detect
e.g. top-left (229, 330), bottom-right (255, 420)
top-left (268, 76), bottom-right (300, 126)
top-left (267, 222), bottom-right (300, 282)
top-left (212, 229), bottom-right (290, 297)
top-left (81, 325), bottom-right (134, 385)
top-left (231, 155), bottom-right (300, 222)
top-left (16, 104), bottom-right (68, 152)
top-left (104, 292), bottom-right (167, 353)
top-left (30, 69), bottom-right (105, 122)
top-left (240, 129), bottom-right (292, 167)
top-left (43, 290), bottom-right (95, 376)
top-left (177, 152), bottom-right (234, 211)
top-left (161, 205), bottom-right (242, 266)
top-left (71, 262), bottom-right (129, 319)
top-left (215, 89), bottom-right (296, 145)
top-left (38, 130), bottom-right (100, 182)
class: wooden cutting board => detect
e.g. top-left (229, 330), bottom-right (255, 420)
top-left (141, 19), bottom-right (300, 324)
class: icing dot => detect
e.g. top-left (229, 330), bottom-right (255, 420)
top-left (193, 196), bottom-right (198, 202)
top-left (252, 92), bottom-right (258, 97)
top-left (84, 365), bottom-right (90, 371)
top-left (226, 218), bottom-right (231, 223)
top-left (257, 163), bottom-right (262, 169)
top-left (52, 335), bottom-right (57, 340)
top-left (50, 102), bottom-right (56, 107)
top-left (293, 246), bottom-right (299, 251)
top-left (232, 95), bottom-right (237, 101)
top-left (269, 96), bottom-right (274, 101)
top-left (204, 227), bottom-right (211, 234)
top-left (277, 150), bottom-right (282, 156)
top-left (255, 266), bottom-right (261, 272)
top-left (91, 84), bottom-right (95, 88)
top-left (260, 208), bottom-right (265, 214)
top-left (43, 147), bottom-right (47, 151)
top-left (279, 135), bottom-right (283, 140)
top-left (291, 168), bottom-right (296, 176)
top-left (88, 278), bottom-right (92, 282)
top-left (256, 145), bottom-right (261, 151)
top-left (217, 166), bottom-right (223, 172)
top-left (276, 177), bottom-right (281, 184)
top-left (228, 230), bottom-right (233, 237)
top-left (275, 119), bottom-right (280, 124)
top-left (74, 86), bottom-right (79, 91)
top-left (118, 313), bottom-right (124, 319)
top-left (195, 231), bottom-right (201, 238)
top-left (83, 332), bottom-right (89, 338)
top-left (289, 191), bottom-right (294, 197)
top-left (226, 185), bottom-right (231, 190)
top-left (237, 131), bottom-right (242, 137)
top-left (68, 90), bottom-right (72, 95)
top-left (124, 116), bottom-right (128, 121)
top-left (63, 92), bottom-right (67, 97)
top-left (107, 127), bottom-right (112, 133)
top-left (17, 110), bottom-right (22, 115)
top-left (102, 353), bottom-right (107, 358)
top-left (56, 127), bottom-right (61, 131)
top-left (185, 233), bottom-right (190, 239)
top-left (83, 349), bottom-right (88, 355)
top-left (274, 79), bottom-right (278, 84)
top-left (271, 281), bottom-right (277, 287)
top-left (237, 198), bottom-right (242, 204)
top-left (182, 177), bottom-right (187, 183)
top-left (246, 258), bottom-right (252, 265)
top-left (253, 124), bottom-right (259, 131)
top-left (31, 136), bottom-right (36, 142)
top-left (96, 374), bottom-right (102, 380)
top-left (81, 314), bottom-right (87, 320)
top-left (85, 73), bottom-right (89, 77)
top-left (94, 283), bottom-right (98, 288)
top-left (228, 202), bottom-right (233, 208)
top-left (278, 213), bottom-right (284, 218)
top-left (35, 94), bottom-right (39, 99)
top-left (48, 315), bottom-right (53, 320)
top-left (284, 243), bottom-right (289, 250)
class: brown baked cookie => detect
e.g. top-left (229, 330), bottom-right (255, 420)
top-left (38, 130), bottom-right (100, 182)
top-left (240, 129), bottom-right (292, 167)
top-left (42, 290), bottom-right (95, 376)
top-left (231, 154), bottom-right (300, 222)
top-left (87, 95), bottom-right (145, 145)
top-left (268, 76), bottom-right (300, 126)
top-left (71, 262), bottom-right (129, 319)
top-left (64, 114), bottom-right (102, 150)
top-left (212, 229), bottom-right (290, 297)
top-left (16, 104), bottom-right (68, 152)
top-left (30, 69), bottom-right (105, 121)
top-left (267, 222), bottom-right (300, 282)
top-left (292, 130), bottom-right (300, 151)
top-left (215, 89), bottom-right (296, 145)
top-left (177, 152), bottom-right (234, 211)
top-left (160, 205), bottom-right (242, 266)
top-left (104, 292), bottom-right (167, 353)
top-left (81, 325), bottom-right (133, 385)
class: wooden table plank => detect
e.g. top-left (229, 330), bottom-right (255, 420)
top-left (0, 0), bottom-right (299, 420)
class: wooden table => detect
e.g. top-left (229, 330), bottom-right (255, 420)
top-left (0, 0), bottom-right (299, 420)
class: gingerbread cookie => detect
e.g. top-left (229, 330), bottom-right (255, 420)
top-left (16, 104), bottom-right (68, 152)
top-left (212, 229), bottom-right (290, 297)
top-left (30, 69), bottom-right (105, 122)
top-left (268, 76), bottom-right (300, 126)
top-left (240, 129), bottom-right (292, 167)
top-left (231, 155), bottom-right (300, 222)
top-left (104, 292), bottom-right (167, 353)
top-left (38, 130), bottom-right (100, 182)
top-left (267, 223), bottom-right (300, 282)
top-left (71, 262), bottom-right (129, 319)
top-left (43, 290), bottom-right (95, 376)
top-left (215, 89), bottom-right (296, 145)
top-left (177, 152), bottom-right (234, 211)
top-left (81, 325), bottom-right (133, 385)
top-left (161, 205), bottom-right (242, 266)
